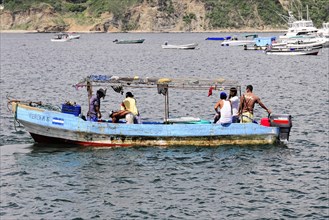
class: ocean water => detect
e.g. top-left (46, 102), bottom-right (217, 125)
top-left (0, 32), bottom-right (328, 219)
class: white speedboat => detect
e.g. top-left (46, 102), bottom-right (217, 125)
top-left (50, 33), bottom-right (71, 42)
top-left (161, 42), bottom-right (198, 49)
top-left (282, 35), bottom-right (329, 48)
top-left (265, 41), bottom-right (324, 56)
top-left (221, 34), bottom-right (258, 46)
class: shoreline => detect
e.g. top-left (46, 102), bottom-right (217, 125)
top-left (0, 29), bottom-right (287, 34)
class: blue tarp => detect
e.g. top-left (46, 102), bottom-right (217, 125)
top-left (206, 36), bottom-right (231, 40)
top-left (254, 37), bottom-right (276, 46)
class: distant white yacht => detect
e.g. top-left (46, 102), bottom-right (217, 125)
top-left (279, 10), bottom-right (318, 40)
top-left (277, 7), bottom-right (329, 48)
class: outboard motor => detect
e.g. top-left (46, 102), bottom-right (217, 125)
top-left (269, 114), bottom-right (292, 142)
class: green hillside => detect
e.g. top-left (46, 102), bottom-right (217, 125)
top-left (1, 0), bottom-right (328, 30)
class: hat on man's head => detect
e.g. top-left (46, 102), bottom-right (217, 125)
top-left (126, 92), bottom-right (134, 98)
top-left (220, 91), bottom-right (227, 99)
top-left (97, 88), bottom-right (107, 98)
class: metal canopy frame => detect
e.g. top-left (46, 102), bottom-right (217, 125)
top-left (75, 75), bottom-right (242, 122)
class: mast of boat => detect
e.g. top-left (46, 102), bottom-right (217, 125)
top-left (87, 80), bottom-right (92, 118)
top-left (164, 87), bottom-right (169, 123)
top-left (306, 5), bottom-right (309, 21)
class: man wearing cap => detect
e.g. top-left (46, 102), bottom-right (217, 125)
top-left (238, 85), bottom-right (271, 123)
top-left (87, 88), bottom-right (106, 121)
top-left (214, 91), bottom-right (232, 124)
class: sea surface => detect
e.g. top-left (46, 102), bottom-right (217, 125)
top-left (0, 32), bottom-right (328, 219)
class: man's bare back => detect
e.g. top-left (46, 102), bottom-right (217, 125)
top-left (238, 85), bottom-right (271, 116)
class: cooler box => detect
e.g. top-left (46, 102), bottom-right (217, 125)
top-left (61, 104), bottom-right (81, 116)
top-left (260, 117), bottom-right (270, 127)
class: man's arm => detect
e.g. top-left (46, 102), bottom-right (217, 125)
top-left (95, 105), bottom-right (102, 119)
top-left (214, 101), bottom-right (221, 113)
top-left (257, 98), bottom-right (271, 114)
top-left (238, 95), bottom-right (244, 115)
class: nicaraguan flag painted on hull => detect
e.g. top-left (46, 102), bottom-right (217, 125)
top-left (52, 117), bottom-right (64, 125)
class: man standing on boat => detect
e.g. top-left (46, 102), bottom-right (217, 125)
top-left (238, 85), bottom-right (271, 123)
top-left (87, 88), bottom-right (106, 121)
top-left (229, 87), bottom-right (240, 123)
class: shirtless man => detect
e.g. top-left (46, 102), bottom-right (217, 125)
top-left (238, 85), bottom-right (271, 123)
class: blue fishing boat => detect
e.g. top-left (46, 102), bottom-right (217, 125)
top-left (8, 76), bottom-right (292, 147)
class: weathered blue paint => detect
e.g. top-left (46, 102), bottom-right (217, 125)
top-left (13, 103), bottom-right (280, 147)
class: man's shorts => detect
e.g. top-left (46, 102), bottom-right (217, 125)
top-left (241, 112), bottom-right (254, 123)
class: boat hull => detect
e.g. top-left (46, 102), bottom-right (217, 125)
top-left (114, 39), bottom-right (145, 44)
top-left (12, 103), bottom-right (280, 147)
top-left (28, 130), bottom-right (277, 147)
top-left (244, 45), bottom-right (267, 51)
top-left (50, 38), bottom-right (71, 42)
top-left (266, 41), bottom-right (323, 56)
top-left (221, 40), bottom-right (254, 46)
top-left (266, 47), bottom-right (321, 55)
top-left (161, 43), bottom-right (198, 49)
top-left (265, 50), bottom-right (320, 55)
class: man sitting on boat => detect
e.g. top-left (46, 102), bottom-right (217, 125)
top-left (214, 92), bottom-right (232, 125)
top-left (238, 85), bottom-right (271, 123)
top-left (111, 92), bottom-right (140, 124)
top-left (87, 88), bottom-right (106, 121)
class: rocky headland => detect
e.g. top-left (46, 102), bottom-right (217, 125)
top-left (0, 0), bottom-right (327, 33)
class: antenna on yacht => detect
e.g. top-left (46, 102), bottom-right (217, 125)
top-left (306, 5), bottom-right (309, 20)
